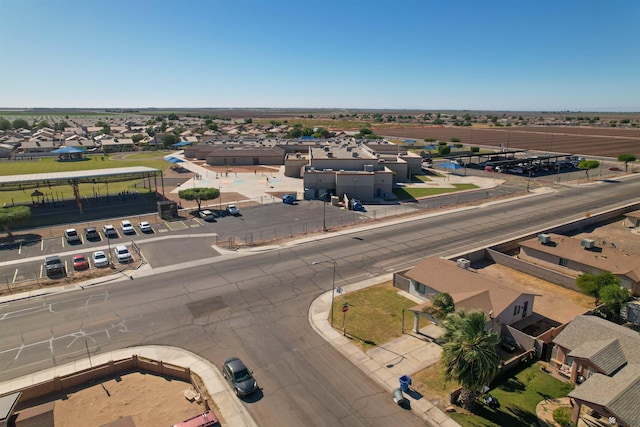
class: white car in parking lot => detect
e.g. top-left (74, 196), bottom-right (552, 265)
top-left (139, 221), bottom-right (152, 233)
top-left (115, 245), bottom-right (132, 263)
top-left (121, 220), bottom-right (135, 234)
top-left (92, 251), bottom-right (109, 268)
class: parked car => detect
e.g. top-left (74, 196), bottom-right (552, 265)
top-left (227, 205), bottom-right (240, 216)
top-left (115, 245), bottom-right (132, 263)
top-left (121, 220), bottom-right (135, 234)
top-left (92, 251), bottom-right (109, 268)
top-left (72, 254), bottom-right (89, 270)
top-left (609, 166), bottom-right (622, 171)
top-left (103, 224), bottom-right (118, 238)
top-left (44, 255), bottom-right (65, 277)
top-left (199, 210), bottom-right (215, 221)
top-left (84, 226), bottom-right (100, 241)
top-left (64, 228), bottom-right (81, 243)
top-left (222, 357), bottom-right (257, 397)
top-left (282, 194), bottom-right (296, 205)
top-left (139, 221), bottom-right (153, 233)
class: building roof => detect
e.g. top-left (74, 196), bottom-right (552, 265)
top-left (403, 257), bottom-right (537, 319)
top-left (0, 166), bottom-right (161, 186)
top-left (553, 315), bottom-right (640, 365)
top-left (569, 338), bottom-right (627, 375)
top-left (519, 233), bottom-right (640, 281)
top-left (569, 364), bottom-right (640, 427)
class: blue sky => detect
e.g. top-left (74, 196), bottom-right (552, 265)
top-left (1, 0), bottom-right (638, 111)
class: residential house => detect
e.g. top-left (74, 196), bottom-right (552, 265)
top-left (394, 257), bottom-right (538, 336)
top-left (519, 233), bottom-right (640, 295)
top-left (0, 143), bottom-right (15, 158)
top-left (551, 315), bottom-right (640, 427)
top-left (100, 138), bottom-right (134, 153)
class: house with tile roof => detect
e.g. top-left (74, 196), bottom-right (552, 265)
top-left (394, 257), bottom-right (538, 337)
top-left (551, 315), bottom-right (640, 426)
top-left (519, 233), bottom-right (640, 296)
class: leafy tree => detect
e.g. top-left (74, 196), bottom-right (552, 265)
top-left (440, 310), bottom-right (500, 411)
top-left (37, 120), bottom-right (50, 129)
top-left (167, 113), bottom-right (179, 120)
top-left (178, 188), bottom-right (220, 212)
top-left (578, 160), bottom-right (599, 180)
top-left (437, 145), bottom-right (451, 155)
top-left (244, 118), bottom-right (253, 124)
top-left (131, 134), bottom-right (145, 144)
top-left (12, 118), bottom-right (29, 129)
top-left (55, 121), bottom-right (70, 131)
top-left (101, 124), bottom-right (112, 135)
top-left (313, 128), bottom-right (332, 139)
top-left (207, 123), bottom-right (218, 131)
top-left (450, 137), bottom-right (461, 143)
top-left (0, 118), bottom-right (11, 131)
top-left (470, 146), bottom-right (480, 153)
top-left (617, 154), bottom-right (637, 172)
top-left (287, 127), bottom-right (304, 138)
top-left (599, 284), bottom-right (630, 320)
top-left (576, 271), bottom-right (621, 305)
top-left (0, 206), bottom-right (31, 238)
top-left (161, 133), bottom-right (180, 148)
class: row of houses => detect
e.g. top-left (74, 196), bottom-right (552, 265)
top-left (392, 211), bottom-right (640, 426)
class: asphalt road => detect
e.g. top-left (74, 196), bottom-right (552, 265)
top-left (1, 175), bottom-right (639, 426)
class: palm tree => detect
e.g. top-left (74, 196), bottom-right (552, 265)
top-left (440, 309), bottom-right (500, 411)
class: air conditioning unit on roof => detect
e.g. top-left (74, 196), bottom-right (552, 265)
top-left (581, 238), bottom-right (595, 249)
top-left (456, 258), bottom-right (471, 269)
top-left (538, 234), bottom-right (551, 244)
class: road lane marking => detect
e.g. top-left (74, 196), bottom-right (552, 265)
top-left (18, 242), bottom-right (22, 255)
top-left (12, 268), bottom-right (18, 283)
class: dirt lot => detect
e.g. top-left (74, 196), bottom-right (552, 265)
top-left (31, 372), bottom-right (209, 427)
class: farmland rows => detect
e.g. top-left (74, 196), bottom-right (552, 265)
top-left (381, 127), bottom-right (640, 158)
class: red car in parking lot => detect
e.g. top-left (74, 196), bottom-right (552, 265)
top-left (72, 254), bottom-right (89, 270)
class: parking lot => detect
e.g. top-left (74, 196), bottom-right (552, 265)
top-left (0, 199), bottom-right (369, 288)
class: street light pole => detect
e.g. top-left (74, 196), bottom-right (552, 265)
top-left (321, 192), bottom-right (328, 232)
top-left (312, 260), bottom-right (336, 326)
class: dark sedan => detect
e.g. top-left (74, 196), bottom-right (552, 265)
top-left (222, 357), bottom-right (257, 397)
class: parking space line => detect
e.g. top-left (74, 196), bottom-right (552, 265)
top-left (40, 240), bottom-right (44, 251)
top-left (18, 242), bottom-right (22, 255)
top-left (12, 268), bottom-right (18, 283)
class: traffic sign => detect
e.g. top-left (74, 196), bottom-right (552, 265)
top-left (342, 304), bottom-right (349, 313)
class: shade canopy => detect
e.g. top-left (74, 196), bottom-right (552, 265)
top-left (51, 146), bottom-right (85, 154)
top-left (164, 156), bottom-right (185, 164)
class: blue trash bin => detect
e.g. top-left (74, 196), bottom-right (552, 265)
top-left (399, 375), bottom-right (411, 392)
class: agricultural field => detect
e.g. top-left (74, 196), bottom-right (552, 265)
top-left (379, 126), bottom-right (640, 158)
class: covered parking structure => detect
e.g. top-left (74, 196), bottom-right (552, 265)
top-left (0, 166), bottom-right (165, 214)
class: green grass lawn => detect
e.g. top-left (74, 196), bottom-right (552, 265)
top-left (0, 153), bottom-right (174, 206)
top-left (449, 363), bottom-right (575, 427)
top-left (393, 183), bottom-right (478, 200)
top-left (411, 174), bottom-right (432, 182)
top-left (332, 282), bottom-right (417, 350)
top-left (0, 153), bottom-right (172, 176)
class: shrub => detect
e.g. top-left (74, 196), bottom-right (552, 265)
top-left (552, 406), bottom-right (575, 427)
top-left (450, 137), bottom-right (461, 143)
top-left (470, 146), bottom-right (480, 153)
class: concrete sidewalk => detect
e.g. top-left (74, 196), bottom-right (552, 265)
top-left (308, 274), bottom-right (461, 427)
